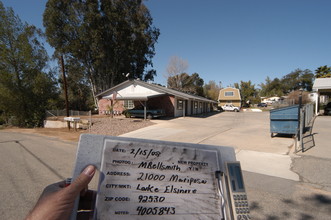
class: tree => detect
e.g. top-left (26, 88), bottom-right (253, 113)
top-left (234, 81), bottom-right (258, 105)
top-left (167, 72), bottom-right (190, 91)
top-left (43, 0), bottom-right (160, 108)
top-left (203, 80), bottom-right (221, 101)
top-left (62, 59), bottom-right (94, 111)
top-left (165, 56), bottom-right (204, 96)
top-left (167, 72), bottom-right (204, 96)
top-left (259, 77), bottom-right (283, 97)
top-left (281, 69), bottom-right (314, 93)
top-left (165, 56), bottom-right (189, 88)
top-left (259, 69), bottom-right (314, 99)
top-left (190, 73), bottom-right (204, 96)
top-left (0, 2), bottom-right (58, 127)
top-left (315, 65), bottom-right (331, 78)
top-left (299, 70), bottom-right (314, 91)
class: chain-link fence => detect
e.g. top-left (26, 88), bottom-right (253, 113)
top-left (45, 110), bottom-right (92, 131)
top-left (271, 99), bottom-right (295, 109)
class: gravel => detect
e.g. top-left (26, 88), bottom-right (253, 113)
top-left (89, 116), bottom-right (155, 136)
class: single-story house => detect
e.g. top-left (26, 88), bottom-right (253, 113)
top-left (261, 96), bottom-right (281, 104)
top-left (312, 78), bottom-right (331, 115)
top-left (96, 79), bottom-right (217, 118)
top-left (218, 87), bottom-right (241, 107)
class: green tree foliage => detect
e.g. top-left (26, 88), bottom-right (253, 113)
top-left (62, 59), bottom-right (94, 111)
top-left (315, 65), bottom-right (331, 78)
top-left (190, 73), bottom-right (204, 96)
top-left (167, 72), bottom-right (204, 96)
top-left (259, 69), bottom-right (314, 97)
top-left (234, 80), bottom-right (258, 105)
top-left (43, 0), bottom-right (160, 107)
top-left (281, 69), bottom-right (314, 93)
top-left (203, 80), bottom-right (220, 101)
top-left (0, 2), bottom-right (58, 127)
top-left (259, 77), bottom-right (284, 97)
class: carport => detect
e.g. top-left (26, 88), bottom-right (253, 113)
top-left (312, 78), bottom-right (331, 115)
top-left (101, 89), bottom-right (165, 120)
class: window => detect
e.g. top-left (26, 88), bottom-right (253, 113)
top-left (225, 91), bottom-right (234, 96)
top-left (177, 100), bottom-right (183, 110)
top-left (194, 101), bottom-right (198, 109)
top-left (124, 100), bottom-right (134, 109)
top-left (199, 102), bottom-right (202, 109)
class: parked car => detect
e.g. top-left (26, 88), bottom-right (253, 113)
top-left (221, 104), bottom-right (240, 112)
top-left (123, 107), bottom-right (165, 119)
top-left (324, 102), bottom-right (331, 115)
top-left (257, 103), bottom-right (267, 107)
top-left (264, 100), bottom-right (274, 105)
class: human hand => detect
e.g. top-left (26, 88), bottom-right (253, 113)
top-left (25, 165), bottom-right (96, 220)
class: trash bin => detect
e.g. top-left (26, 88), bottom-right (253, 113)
top-left (270, 105), bottom-right (299, 137)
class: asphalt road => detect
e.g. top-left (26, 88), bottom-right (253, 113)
top-left (0, 112), bottom-right (330, 219)
top-left (0, 132), bottom-right (76, 219)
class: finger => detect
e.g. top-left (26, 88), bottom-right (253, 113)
top-left (66, 165), bottom-right (96, 197)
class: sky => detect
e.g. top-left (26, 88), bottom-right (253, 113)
top-left (2, 0), bottom-right (331, 88)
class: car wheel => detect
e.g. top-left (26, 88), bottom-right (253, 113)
top-left (147, 113), bottom-right (153, 120)
top-left (235, 109), bottom-right (239, 112)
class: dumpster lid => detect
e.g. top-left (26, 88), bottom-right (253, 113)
top-left (270, 105), bottom-right (299, 113)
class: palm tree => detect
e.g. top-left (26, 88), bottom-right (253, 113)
top-left (315, 65), bottom-right (331, 78)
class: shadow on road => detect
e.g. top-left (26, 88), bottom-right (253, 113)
top-left (15, 140), bottom-right (65, 180)
top-left (301, 132), bottom-right (316, 152)
top-left (250, 193), bottom-right (331, 219)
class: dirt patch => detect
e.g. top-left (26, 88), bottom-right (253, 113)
top-left (2, 116), bottom-right (155, 142)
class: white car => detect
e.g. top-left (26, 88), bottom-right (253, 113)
top-left (222, 104), bottom-right (240, 112)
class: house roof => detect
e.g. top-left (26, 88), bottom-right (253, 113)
top-left (313, 78), bottom-right (331, 91)
top-left (218, 87), bottom-right (241, 101)
top-left (97, 80), bottom-right (217, 103)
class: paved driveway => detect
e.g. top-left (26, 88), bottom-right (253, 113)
top-left (121, 112), bottom-right (298, 180)
top-left (121, 111), bottom-right (293, 154)
top-left (120, 112), bottom-right (331, 219)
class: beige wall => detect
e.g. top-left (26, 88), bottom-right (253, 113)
top-left (219, 100), bottom-right (241, 107)
top-left (218, 87), bottom-right (241, 107)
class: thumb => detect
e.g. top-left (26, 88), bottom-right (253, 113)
top-left (66, 165), bottom-right (96, 197)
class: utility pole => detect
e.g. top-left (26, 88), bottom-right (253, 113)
top-left (60, 55), bottom-right (70, 130)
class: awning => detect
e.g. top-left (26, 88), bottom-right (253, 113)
top-left (312, 78), bottom-right (331, 115)
top-left (313, 78), bottom-right (331, 92)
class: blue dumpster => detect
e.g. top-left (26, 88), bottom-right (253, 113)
top-left (270, 105), bottom-right (299, 137)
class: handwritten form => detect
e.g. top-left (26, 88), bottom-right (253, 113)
top-left (95, 140), bottom-right (224, 220)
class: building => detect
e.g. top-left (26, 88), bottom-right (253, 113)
top-left (97, 79), bottom-right (217, 118)
top-left (312, 78), bottom-right (331, 114)
top-left (261, 96), bottom-right (281, 105)
top-left (218, 87), bottom-right (241, 107)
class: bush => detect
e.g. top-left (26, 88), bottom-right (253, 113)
top-left (287, 90), bottom-right (311, 105)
